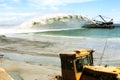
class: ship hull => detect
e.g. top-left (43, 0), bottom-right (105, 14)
top-left (83, 24), bottom-right (114, 29)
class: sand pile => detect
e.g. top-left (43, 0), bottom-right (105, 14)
top-left (0, 67), bottom-right (13, 80)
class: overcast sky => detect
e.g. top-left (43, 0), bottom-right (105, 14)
top-left (0, 0), bottom-right (120, 24)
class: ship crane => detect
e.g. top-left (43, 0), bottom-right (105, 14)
top-left (97, 15), bottom-right (113, 25)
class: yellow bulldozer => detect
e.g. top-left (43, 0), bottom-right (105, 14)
top-left (59, 49), bottom-right (120, 80)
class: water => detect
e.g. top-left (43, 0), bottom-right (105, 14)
top-left (2, 26), bottom-right (120, 38)
top-left (33, 26), bottom-right (120, 38)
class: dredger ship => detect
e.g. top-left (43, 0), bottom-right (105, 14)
top-left (83, 15), bottom-right (114, 28)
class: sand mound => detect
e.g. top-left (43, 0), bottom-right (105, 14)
top-left (0, 67), bottom-right (13, 80)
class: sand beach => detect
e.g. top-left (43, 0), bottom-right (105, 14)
top-left (0, 33), bottom-right (120, 80)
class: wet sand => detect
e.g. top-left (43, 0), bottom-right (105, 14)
top-left (0, 59), bottom-right (60, 80)
top-left (0, 34), bottom-right (120, 80)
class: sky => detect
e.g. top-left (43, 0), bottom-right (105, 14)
top-left (0, 0), bottom-right (120, 25)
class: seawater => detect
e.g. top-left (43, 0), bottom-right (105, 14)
top-left (34, 26), bottom-right (120, 38)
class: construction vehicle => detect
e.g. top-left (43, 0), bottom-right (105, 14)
top-left (59, 49), bottom-right (120, 80)
top-left (83, 15), bottom-right (114, 28)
